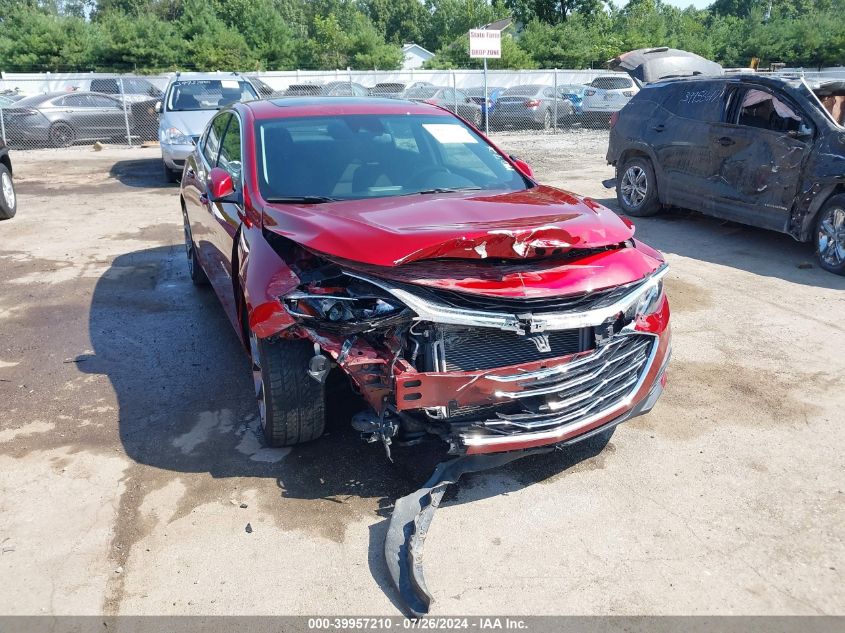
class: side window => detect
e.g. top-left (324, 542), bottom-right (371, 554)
top-left (89, 94), bottom-right (120, 108)
top-left (665, 82), bottom-right (726, 122)
top-left (543, 87), bottom-right (555, 98)
top-left (352, 84), bottom-right (368, 96)
top-left (202, 114), bottom-right (228, 166)
top-left (217, 115), bottom-right (242, 182)
top-left (63, 94), bottom-right (91, 108)
top-left (443, 89), bottom-right (454, 102)
top-left (737, 88), bottom-right (803, 132)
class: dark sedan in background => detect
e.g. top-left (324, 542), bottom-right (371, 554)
top-left (400, 85), bottom-right (483, 125)
top-left (491, 84), bottom-right (575, 129)
top-left (465, 86), bottom-right (506, 124)
top-left (1, 91), bottom-right (136, 147)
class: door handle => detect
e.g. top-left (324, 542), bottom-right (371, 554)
top-left (186, 167), bottom-right (195, 178)
top-left (651, 124), bottom-right (665, 132)
top-left (715, 136), bottom-right (735, 146)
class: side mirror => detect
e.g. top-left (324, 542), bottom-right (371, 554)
top-left (509, 155), bottom-right (534, 178)
top-left (208, 167), bottom-right (236, 201)
top-left (154, 101), bottom-right (162, 113)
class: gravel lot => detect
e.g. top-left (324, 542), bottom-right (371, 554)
top-left (0, 131), bottom-right (843, 616)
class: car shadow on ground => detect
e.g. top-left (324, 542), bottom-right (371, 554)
top-left (109, 157), bottom-right (177, 189)
top-left (81, 245), bottom-right (616, 612)
top-left (594, 196), bottom-right (845, 290)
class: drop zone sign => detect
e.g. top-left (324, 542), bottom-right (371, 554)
top-left (469, 29), bottom-right (501, 59)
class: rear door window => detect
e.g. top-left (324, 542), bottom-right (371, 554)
top-left (663, 81), bottom-right (726, 122)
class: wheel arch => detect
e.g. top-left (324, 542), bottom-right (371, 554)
top-left (617, 147), bottom-right (664, 201)
top-left (0, 152), bottom-right (11, 176)
top-left (795, 182), bottom-right (845, 242)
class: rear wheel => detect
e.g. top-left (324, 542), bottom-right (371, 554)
top-left (0, 165), bottom-right (16, 220)
top-left (472, 109), bottom-right (482, 127)
top-left (249, 329), bottom-right (326, 447)
top-left (48, 122), bottom-right (75, 148)
top-left (815, 194), bottom-right (845, 275)
top-left (542, 109), bottom-right (552, 130)
top-left (617, 156), bottom-right (660, 217)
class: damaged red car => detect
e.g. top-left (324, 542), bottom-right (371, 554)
top-left (179, 97), bottom-right (671, 458)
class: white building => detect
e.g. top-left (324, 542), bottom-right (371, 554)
top-left (401, 43), bottom-right (435, 70)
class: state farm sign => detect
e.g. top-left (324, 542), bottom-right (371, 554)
top-left (469, 29), bottom-right (501, 59)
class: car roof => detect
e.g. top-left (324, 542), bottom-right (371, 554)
top-left (242, 97), bottom-right (455, 120)
top-left (167, 73), bottom-right (252, 83)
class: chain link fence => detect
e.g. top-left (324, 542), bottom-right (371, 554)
top-left (0, 69), bottom-right (626, 151)
top-left (3, 67), bottom-right (843, 151)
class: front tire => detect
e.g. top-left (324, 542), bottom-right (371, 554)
top-left (0, 164), bottom-right (16, 220)
top-left (617, 156), bottom-right (660, 217)
top-left (249, 330), bottom-right (326, 447)
top-left (815, 194), bottom-right (845, 275)
top-left (182, 207), bottom-right (208, 285)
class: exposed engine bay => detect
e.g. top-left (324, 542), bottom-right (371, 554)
top-left (258, 229), bottom-right (670, 461)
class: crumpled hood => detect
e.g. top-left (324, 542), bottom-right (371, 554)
top-left (262, 185), bottom-right (634, 267)
top-left (608, 47), bottom-right (723, 85)
top-left (159, 109), bottom-right (216, 137)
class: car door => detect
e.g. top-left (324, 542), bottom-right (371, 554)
top-left (87, 93), bottom-right (128, 136)
top-left (652, 80), bottom-right (728, 212)
top-left (188, 113), bottom-right (227, 296)
top-left (60, 94), bottom-right (99, 137)
top-left (707, 85), bottom-right (812, 231)
top-left (199, 112), bottom-right (243, 321)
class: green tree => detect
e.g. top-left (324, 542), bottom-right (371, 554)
top-left (504, 0), bottom-right (604, 24)
top-left (362, 0), bottom-right (431, 45)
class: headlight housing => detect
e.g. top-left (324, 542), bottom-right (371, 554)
top-left (633, 278), bottom-right (664, 319)
top-left (282, 276), bottom-right (412, 333)
top-left (161, 127), bottom-right (193, 145)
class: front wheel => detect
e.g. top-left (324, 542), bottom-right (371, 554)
top-left (182, 207), bottom-right (208, 285)
top-left (0, 164), bottom-right (17, 220)
top-left (815, 194), bottom-right (845, 275)
top-left (249, 330), bottom-right (326, 447)
top-left (48, 122), bottom-right (75, 148)
top-left (616, 157), bottom-right (660, 217)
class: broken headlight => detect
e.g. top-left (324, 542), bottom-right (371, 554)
top-left (633, 277), bottom-right (664, 319)
top-left (283, 277), bottom-right (410, 328)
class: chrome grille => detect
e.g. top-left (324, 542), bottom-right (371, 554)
top-left (478, 334), bottom-right (655, 432)
top-left (438, 326), bottom-right (586, 372)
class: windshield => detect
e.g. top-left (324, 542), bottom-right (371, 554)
top-left (590, 77), bottom-right (632, 90)
top-left (166, 79), bottom-right (257, 111)
top-left (501, 86), bottom-right (542, 97)
top-left (255, 114), bottom-right (529, 202)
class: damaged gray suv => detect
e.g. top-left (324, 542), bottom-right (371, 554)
top-left (607, 73), bottom-right (845, 275)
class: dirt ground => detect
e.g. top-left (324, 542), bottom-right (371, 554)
top-left (0, 132), bottom-right (843, 617)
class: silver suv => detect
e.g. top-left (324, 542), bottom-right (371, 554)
top-left (158, 73), bottom-right (258, 182)
top-left (580, 74), bottom-right (639, 124)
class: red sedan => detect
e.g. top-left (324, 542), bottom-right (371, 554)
top-left (179, 97), bottom-right (671, 457)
